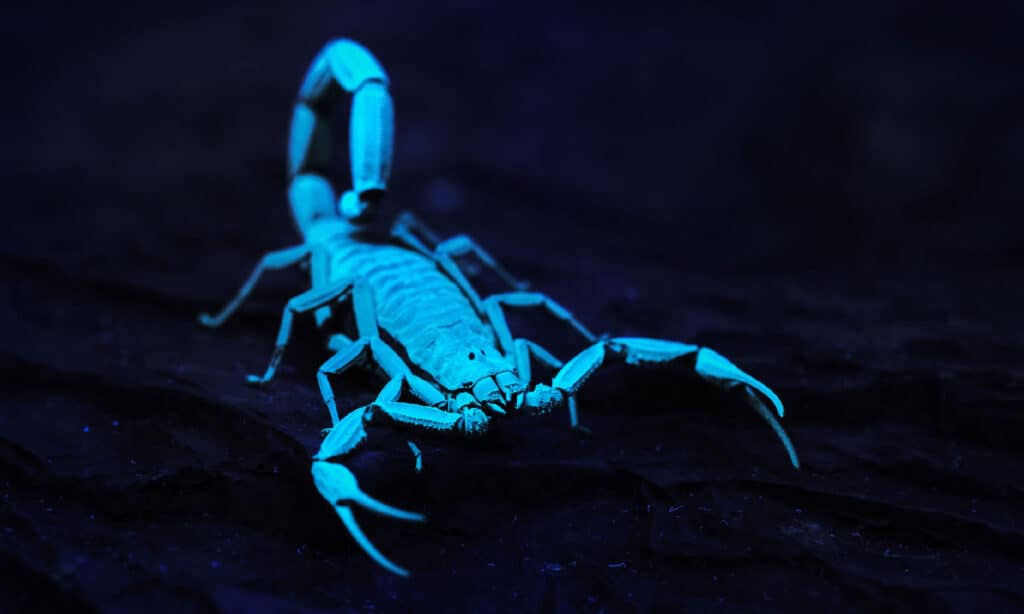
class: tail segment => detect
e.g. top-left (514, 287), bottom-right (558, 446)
top-left (288, 39), bottom-right (394, 236)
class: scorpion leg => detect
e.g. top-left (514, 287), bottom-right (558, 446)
top-left (484, 291), bottom-right (597, 354)
top-left (327, 333), bottom-right (354, 351)
top-left (390, 210), bottom-right (442, 257)
top-left (197, 244), bottom-right (312, 328)
top-left (513, 338), bottom-right (563, 389)
top-left (407, 441), bottom-right (423, 473)
top-left (485, 290), bottom-right (591, 430)
top-left (246, 278), bottom-right (356, 386)
top-left (318, 342), bottom-right (445, 426)
top-left (320, 289), bottom-right (445, 419)
top-left (316, 339), bottom-right (370, 425)
top-left (375, 376), bottom-right (429, 473)
top-left (391, 213), bottom-right (525, 289)
top-left (435, 235), bottom-right (528, 291)
top-left (391, 213), bottom-right (527, 306)
top-left (546, 337), bottom-right (799, 468)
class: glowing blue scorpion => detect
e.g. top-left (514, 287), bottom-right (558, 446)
top-left (199, 39), bottom-right (799, 577)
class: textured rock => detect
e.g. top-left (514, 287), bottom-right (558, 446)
top-left (3, 1), bottom-right (1023, 611)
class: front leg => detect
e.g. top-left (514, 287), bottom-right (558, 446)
top-left (316, 336), bottom-right (446, 426)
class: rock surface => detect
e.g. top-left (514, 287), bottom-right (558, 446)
top-left (3, 2), bottom-right (1023, 611)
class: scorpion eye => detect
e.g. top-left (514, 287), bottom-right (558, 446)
top-left (468, 352), bottom-right (476, 360)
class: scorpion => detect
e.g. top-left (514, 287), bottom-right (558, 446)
top-left (198, 39), bottom-right (800, 577)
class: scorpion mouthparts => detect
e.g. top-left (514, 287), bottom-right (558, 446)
top-left (472, 377), bottom-right (504, 403)
top-left (457, 407), bottom-right (490, 437)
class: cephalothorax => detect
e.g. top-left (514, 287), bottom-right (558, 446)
top-left (199, 39), bottom-right (799, 577)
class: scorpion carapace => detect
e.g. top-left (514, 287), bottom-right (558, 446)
top-left (198, 38), bottom-right (799, 577)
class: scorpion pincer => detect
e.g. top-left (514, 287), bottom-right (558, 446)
top-left (198, 38), bottom-right (800, 577)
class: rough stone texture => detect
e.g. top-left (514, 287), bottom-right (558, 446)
top-left (3, 1), bottom-right (1023, 612)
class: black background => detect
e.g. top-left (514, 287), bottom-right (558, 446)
top-left (3, 1), bottom-right (1023, 612)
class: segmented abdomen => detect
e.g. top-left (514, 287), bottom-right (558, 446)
top-left (324, 238), bottom-right (495, 382)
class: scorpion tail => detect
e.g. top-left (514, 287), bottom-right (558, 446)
top-left (288, 38), bottom-right (394, 234)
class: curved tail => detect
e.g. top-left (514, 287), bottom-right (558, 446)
top-left (288, 39), bottom-right (394, 235)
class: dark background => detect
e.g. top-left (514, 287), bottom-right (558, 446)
top-left (3, 1), bottom-right (1023, 612)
